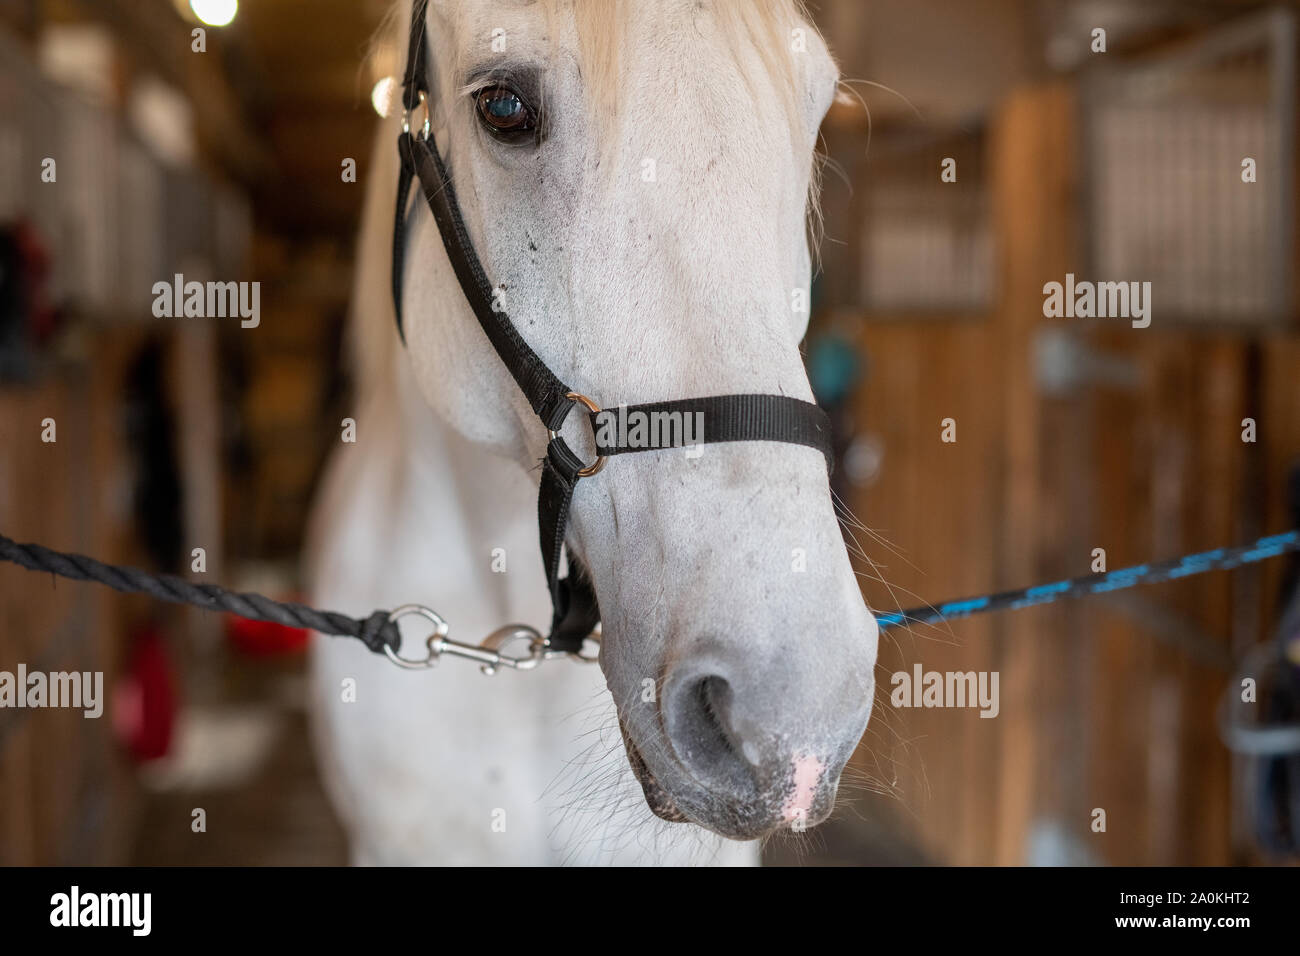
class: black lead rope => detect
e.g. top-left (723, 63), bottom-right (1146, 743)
top-left (390, 1), bottom-right (833, 653)
top-left (0, 534), bottom-right (400, 654)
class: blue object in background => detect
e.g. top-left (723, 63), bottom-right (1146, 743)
top-left (808, 333), bottom-right (861, 406)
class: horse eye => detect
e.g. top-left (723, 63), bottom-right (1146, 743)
top-left (474, 85), bottom-right (539, 142)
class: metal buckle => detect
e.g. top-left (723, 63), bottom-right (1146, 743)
top-left (548, 391), bottom-right (607, 478)
top-left (401, 89), bottom-right (432, 141)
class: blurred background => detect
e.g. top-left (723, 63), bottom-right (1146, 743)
top-left (1, 0), bottom-right (1297, 866)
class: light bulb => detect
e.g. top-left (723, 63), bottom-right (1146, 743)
top-left (190, 0), bottom-right (238, 28)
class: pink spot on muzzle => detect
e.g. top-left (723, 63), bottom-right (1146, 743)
top-left (782, 753), bottom-right (825, 822)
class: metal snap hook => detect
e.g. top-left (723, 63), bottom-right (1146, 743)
top-left (478, 625), bottom-right (548, 675)
top-left (380, 607), bottom-right (598, 674)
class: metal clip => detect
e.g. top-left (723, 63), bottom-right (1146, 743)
top-left (382, 605), bottom-right (599, 674)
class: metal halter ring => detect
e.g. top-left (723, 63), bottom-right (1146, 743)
top-left (548, 391), bottom-right (607, 477)
top-left (557, 628), bottom-right (602, 664)
top-left (402, 89), bottom-right (432, 141)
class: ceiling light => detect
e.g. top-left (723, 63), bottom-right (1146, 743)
top-left (190, 0), bottom-right (238, 28)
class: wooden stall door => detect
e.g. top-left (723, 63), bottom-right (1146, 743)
top-left (848, 79), bottom-right (1299, 865)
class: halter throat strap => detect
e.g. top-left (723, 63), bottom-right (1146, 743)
top-left (392, 1), bottom-right (833, 653)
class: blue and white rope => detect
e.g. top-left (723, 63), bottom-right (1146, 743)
top-left (875, 530), bottom-right (1300, 632)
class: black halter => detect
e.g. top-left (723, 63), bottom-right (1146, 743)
top-left (391, 1), bottom-right (833, 653)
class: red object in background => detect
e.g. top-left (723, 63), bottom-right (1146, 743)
top-left (12, 219), bottom-right (56, 342)
top-left (112, 623), bottom-right (178, 762)
top-left (225, 608), bottom-right (310, 657)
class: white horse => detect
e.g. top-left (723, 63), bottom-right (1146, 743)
top-left (306, 0), bottom-right (878, 865)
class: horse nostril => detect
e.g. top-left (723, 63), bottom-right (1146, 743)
top-left (662, 669), bottom-right (761, 793)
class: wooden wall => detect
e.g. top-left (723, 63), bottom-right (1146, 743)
top-left (0, 325), bottom-right (219, 864)
top-left (844, 83), bottom-right (1300, 865)
top-left (0, 339), bottom-right (134, 864)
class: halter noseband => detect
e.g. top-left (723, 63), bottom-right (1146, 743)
top-left (391, 1), bottom-right (833, 653)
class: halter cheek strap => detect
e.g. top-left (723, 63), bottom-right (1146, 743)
top-left (392, 1), bottom-right (833, 653)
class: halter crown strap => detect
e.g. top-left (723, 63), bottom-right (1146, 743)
top-left (392, 1), bottom-right (833, 653)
